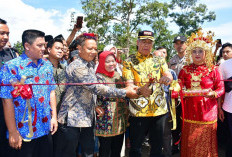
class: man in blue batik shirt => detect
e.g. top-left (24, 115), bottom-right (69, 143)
top-left (0, 29), bottom-right (57, 157)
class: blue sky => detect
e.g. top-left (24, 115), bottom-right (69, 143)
top-left (1, 0), bottom-right (232, 47)
top-left (22, 0), bottom-right (83, 13)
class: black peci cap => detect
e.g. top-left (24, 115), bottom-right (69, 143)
top-left (138, 30), bottom-right (154, 41)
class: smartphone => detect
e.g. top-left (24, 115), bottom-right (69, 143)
top-left (217, 39), bottom-right (222, 45)
top-left (76, 16), bottom-right (83, 28)
top-left (119, 48), bottom-right (129, 54)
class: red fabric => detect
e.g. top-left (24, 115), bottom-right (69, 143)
top-left (11, 84), bottom-right (33, 99)
top-left (178, 64), bottom-right (224, 122)
top-left (96, 51), bottom-right (116, 78)
top-left (83, 33), bottom-right (95, 37)
top-left (116, 58), bottom-right (121, 64)
top-left (180, 122), bottom-right (218, 157)
top-left (171, 91), bottom-right (179, 98)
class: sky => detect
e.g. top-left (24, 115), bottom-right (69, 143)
top-left (1, 0), bottom-right (232, 47)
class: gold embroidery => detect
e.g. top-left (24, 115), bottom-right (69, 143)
top-left (190, 73), bottom-right (202, 90)
top-left (181, 117), bottom-right (217, 124)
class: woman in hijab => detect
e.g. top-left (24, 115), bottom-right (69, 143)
top-left (95, 51), bottom-right (128, 157)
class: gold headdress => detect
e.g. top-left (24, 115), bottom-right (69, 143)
top-left (185, 28), bottom-right (217, 69)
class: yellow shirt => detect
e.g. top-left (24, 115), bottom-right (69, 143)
top-left (123, 52), bottom-right (169, 117)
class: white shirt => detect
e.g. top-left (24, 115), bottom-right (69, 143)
top-left (219, 59), bottom-right (232, 113)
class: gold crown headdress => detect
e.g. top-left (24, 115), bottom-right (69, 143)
top-left (185, 28), bottom-right (217, 69)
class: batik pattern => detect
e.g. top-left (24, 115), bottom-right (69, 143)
top-left (0, 53), bottom-right (56, 140)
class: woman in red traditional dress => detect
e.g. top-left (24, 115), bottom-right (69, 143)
top-left (179, 29), bottom-right (224, 157)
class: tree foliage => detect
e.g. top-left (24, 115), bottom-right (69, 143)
top-left (13, 41), bottom-right (24, 55)
top-left (169, 0), bottom-right (216, 35)
top-left (81, 0), bottom-right (216, 59)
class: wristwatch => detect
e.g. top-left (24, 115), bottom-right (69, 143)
top-left (136, 88), bottom-right (141, 95)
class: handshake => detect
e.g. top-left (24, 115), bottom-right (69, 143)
top-left (95, 82), bottom-right (152, 117)
top-left (125, 82), bottom-right (152, 99)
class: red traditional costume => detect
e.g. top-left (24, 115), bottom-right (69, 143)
top-left (179, 29), bottom-right (225, 157)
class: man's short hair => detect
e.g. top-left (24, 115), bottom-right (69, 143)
top-left (76, 33), bottom-right (97, 47)
top-left (55, 34), bottom-right (65, 41)
top-left (173, 35), bottom-right (187, 43)
top-left (69, 39), bottom-right (80, 50)
top-left (221, 42), bottom-right (232, 52)
top-left (47, 38), bottom-right (63, 49)
top-left (0, 18), bottom-right (7, 24)
top-left (22, 29), bottom-right (45, 48)
top-left (45, 35), bottom-right (53, 42)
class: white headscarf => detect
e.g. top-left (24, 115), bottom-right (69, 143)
top-left (103, 45), bottom-right (122, 76)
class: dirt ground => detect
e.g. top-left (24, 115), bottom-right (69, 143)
top-left (124, 143), bottom-right (226, 157)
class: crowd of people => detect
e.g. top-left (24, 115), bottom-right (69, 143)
top-left (0, 17), bottom-right (232, 157)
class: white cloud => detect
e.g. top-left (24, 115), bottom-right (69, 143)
top-left (2, 0), bottom-right (231, 47)
top-left (199, 0), bottom-right (232, 10)
top-left (203, 22), bottom-right (232, 44)
top-left (1, 0), bottom-right (86, 45)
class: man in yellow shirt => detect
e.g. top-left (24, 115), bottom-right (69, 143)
top-left (123, 30), bottom-right (173, 157)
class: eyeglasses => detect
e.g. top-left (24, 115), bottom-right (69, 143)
top-left (83, 33), bottom-right (97, 40)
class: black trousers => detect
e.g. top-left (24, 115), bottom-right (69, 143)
top-left (129, 113), bottom-right (170, 157)
top-left (225, 111), bottom-right (232, 157)
top-left (8, 134), bottom-right (53, 157)
top-left (0, 103), bottom-right (10, 157)
top-left (53, 123), bottom-right (95, 157)
top-left (98, 134), bottom-right (124, 157)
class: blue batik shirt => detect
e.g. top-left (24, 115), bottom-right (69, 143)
top-left (0, 53), bottom-right (56, 140)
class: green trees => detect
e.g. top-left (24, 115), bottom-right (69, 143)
top-left (13, 41), bottom-right (24, 55)
top-left (170, 0), bottom-right (216, 35)
top-left (81, 0), bottom-right (216, 58)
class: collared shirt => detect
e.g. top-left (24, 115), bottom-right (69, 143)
top-left (169, 54), bottom-right (186, 76)
top-left (0, 49), bottom-right (15, 68)
top-left (123, 52), bottom-right (169, 117)
top-left (0, 53), bottom-right (56, 140)
top-left (58, 54), bottom-right (126, 127)
top-left (0, 49), bottom-right (17, 119)
top-left (52, 63), bottom-right (66, 112)
top-left (60, 59), bottom-right (68, 67)
top-left (219, 59), bottom-right (232, 113)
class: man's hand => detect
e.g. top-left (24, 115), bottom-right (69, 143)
top-left (50, 117), bottom-right (58, 135)
top-left (96, 106), bottom-right (105, 117)
top-left (218, 108), bottom-right (225, 122)
top-left (159, 76), bottom-right (172, 86)
top-left (125, 85), bottom-right (139, 99)
top-left (139, 82), bottom-right (152, 97)
top-left (9, 130), bottom-right (22, 149)
top-left (216, 42), bottom-right (222, 49)
top-left (74, 24), bottom-right (81, 32)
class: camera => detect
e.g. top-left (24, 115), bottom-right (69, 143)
top-left (117, 48), bottom-right (129, 54)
